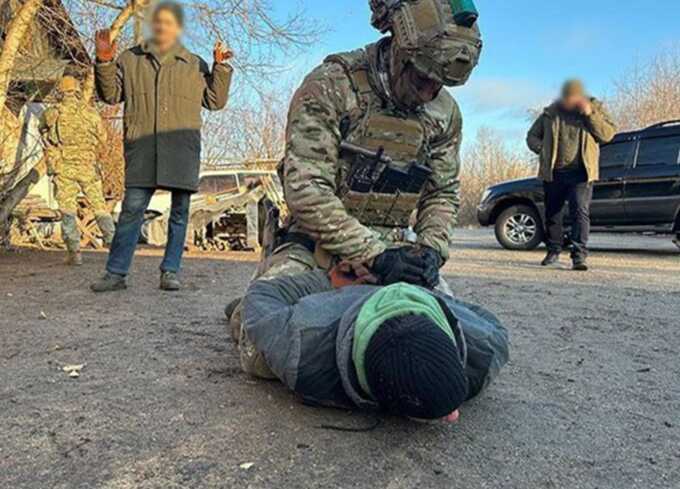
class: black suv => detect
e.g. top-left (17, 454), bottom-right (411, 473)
top-left (477, 121), bottom-right (680, 250)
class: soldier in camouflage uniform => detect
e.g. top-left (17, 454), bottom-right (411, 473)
top-left (40, 75), bottom-right (116, 265)
top-left (234, 0), bottom-right (483, 377)
top-left (256, 0), bottom-right (481, 283)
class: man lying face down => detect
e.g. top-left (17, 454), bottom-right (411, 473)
top-left (239, 268), bottom-right (509, 422)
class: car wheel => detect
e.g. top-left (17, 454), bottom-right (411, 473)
top-left (495, 205), bottom-right (544, 251)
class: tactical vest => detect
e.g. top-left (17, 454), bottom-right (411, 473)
top-left (325, 47), bottom-right (431, 230)
top-left (45, 98), bottom-right (100, 163)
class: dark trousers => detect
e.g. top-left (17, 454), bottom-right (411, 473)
top-left (544, 171), bottom-right (593, 259)
top-left (106, 187), bottom-right (191, 276)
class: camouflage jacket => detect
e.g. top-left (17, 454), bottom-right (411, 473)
top-left (40, 95), bottom-right (106, 175)
top-left (282, 38), bottom-right (462, 264)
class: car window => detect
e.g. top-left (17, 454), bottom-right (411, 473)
top-left (600, 141), bottom-right (636, 169)
top-left (198, 175), bottom-right (238, 194)
top-left (635, 135), bottom-right (680, 167)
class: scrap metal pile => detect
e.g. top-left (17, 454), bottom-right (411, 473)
top-left (10, 160), bottom-right (287, 253)
top-left (189, 163), bottom-right (287, 253)
top-left (144, 160), bottom-right (287, 253)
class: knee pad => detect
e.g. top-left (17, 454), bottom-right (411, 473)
top-left (61, 213), bottom-right (80, 251)
top-left (95, 213), bottom-right (116, 243)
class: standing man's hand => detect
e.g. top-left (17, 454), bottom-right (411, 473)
top-left (213, 41), bottom-right (233, 64)
top-left (95, 29), bottom-right (117, 63)
top-left (577, 98), bottom-right (593, 117)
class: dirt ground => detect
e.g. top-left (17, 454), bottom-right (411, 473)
top-left (1, 230), bottom-right (679, 489)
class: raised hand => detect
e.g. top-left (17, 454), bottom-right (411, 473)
top-left (213, 40), bottom-right (234, 64)
top-left (95, 29), bottom-right (117, 63)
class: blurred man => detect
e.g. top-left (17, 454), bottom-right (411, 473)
top-left (527, 80), bottom-right (616, 271)
top-left (91, 1), bottom-right (233, 292)
top-left (239, 268), bottom-right (508, 423)
top-left (40, 75), bottom-right (115, 266)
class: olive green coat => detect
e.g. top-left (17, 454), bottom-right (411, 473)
top-left (95, 43), bottom-right (233, 192)
top-left (526, 99), bottom-right (616, 182)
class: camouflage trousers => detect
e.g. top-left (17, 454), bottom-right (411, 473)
top-left (237, 242), bottom-right (453, 379)
top-left (55, 164), bottom-right (113, 251)
top-left (55, 165), bottom-right (108, 215)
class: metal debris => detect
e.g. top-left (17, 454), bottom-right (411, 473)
top-left (62, 364), bottom-right (85, 378)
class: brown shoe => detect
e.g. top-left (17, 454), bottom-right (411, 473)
top-left (225, 298), bottom-right (243, 344)
top-left (65, 251), bottom-right (83, 266)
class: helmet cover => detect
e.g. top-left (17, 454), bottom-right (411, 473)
top-left (369, 0), bottom-right (482, 86)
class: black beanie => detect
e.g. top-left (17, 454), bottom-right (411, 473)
top-left (364, 314), bottom-right (468, 419)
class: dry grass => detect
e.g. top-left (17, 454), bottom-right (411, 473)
top-left (609, 48), bottom-right (680, 131)
top-left (458, 128), bottom-right (535, 226)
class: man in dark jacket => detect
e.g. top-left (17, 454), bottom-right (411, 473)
top-left (527, 80), bottom-right (616, 271)
top-left (90, 1), bottom-right (233, 292)
top-left (240, 270), bottom-right (509, 422)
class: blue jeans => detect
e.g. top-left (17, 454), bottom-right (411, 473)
top-left (106, 187), bottom-right (191, 276)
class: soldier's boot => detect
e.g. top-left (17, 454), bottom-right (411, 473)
top-left (64, 250), bottom-right (83, 266)
top-left (95, 213), bottom-right (116, 247)
top-left (61, 213), bottom-right (83, 266)
top-left (160, 271), bottom-right (181, 291)
top-left (239, 318), bottom-right (277, 379)
top-left (225, 298), bottom-right (243, 344)
top-left (90, 272), bottom-right (127, 293)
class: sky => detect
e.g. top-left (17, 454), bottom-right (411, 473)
top-left (272, 0), bottom-right (680, 149)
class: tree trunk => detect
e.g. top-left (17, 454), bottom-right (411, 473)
top-left (0, 0), bottom-right (44, 248)
top-left (0, 159), bottom-right (46, 248)
top-left (0, 0), bottom-right (43, 114)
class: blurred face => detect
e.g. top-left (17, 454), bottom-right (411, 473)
top-left (560, 81), bottom-right (586, 111)
top-left (151, 9), bottom-right (182, 51)
top-left (561, 93), bottom-right (582, 112)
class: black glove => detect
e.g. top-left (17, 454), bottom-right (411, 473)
top-left (371, 248), bottom-right (428, 286)
top-left (420, 247), bottom-right (443, 290)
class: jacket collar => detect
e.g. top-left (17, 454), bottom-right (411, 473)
top-left (139, 41), bottom-right (191, 63)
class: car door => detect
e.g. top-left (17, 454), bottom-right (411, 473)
top-left (590, 138), bottom-right (636, 225)
top-left (623, 134), bottom-right (680, 226)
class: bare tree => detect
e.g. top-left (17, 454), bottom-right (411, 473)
top-left (1, 0), bottom-right (321, 247)
top-left (203, 87), bottom-right (290, 166)
top-left (609, 48), bottom-right (680, 131)
top-left (0, 0), bottom-right (43, 113)
top-left (458, 127), bottom-right (535, 226)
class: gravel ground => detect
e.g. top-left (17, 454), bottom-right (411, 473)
top-left (1, 230), bottom-right (679, 489)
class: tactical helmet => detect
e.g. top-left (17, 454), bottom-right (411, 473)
top-left (369, 0), bottom-right (482, 86)
top-left (58, 75), bottom-right (80, 94)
